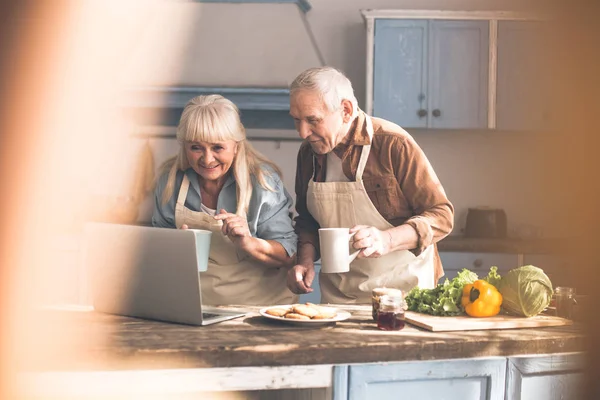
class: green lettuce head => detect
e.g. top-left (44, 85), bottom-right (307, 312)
top-left (499, 265), bottom-right (553, 317)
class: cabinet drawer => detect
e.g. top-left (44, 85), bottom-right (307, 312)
top-left (440, 252), bottom-right (518, 280)
top-left (348, 358), bottom-right (506, 400)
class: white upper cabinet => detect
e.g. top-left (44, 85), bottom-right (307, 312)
top-left (373, 20), bottom-right (429, 128)
top-left (363, 10), bottom-right (548, 131)
top-left (428, 20), bottom-right (489, 129)
top-left (373, 19), bottom-right (489, 129)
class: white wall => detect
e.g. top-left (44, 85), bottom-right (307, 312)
top-left (127, 0), bottom-right (562, 238)
top-left (120, 2), bottom-right (320, 86)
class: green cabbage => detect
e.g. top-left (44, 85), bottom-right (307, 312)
top-left (499, 265), bottom-right (553, 317)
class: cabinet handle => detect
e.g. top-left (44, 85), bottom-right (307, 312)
top-left (417, 109), bottom-right (427, 118)
top-left (432, 109), bottom-right (441, 117)
top-left (473, 259), bottom-right (483, 268)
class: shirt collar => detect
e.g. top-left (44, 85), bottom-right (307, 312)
top-left (337, 108), bottom-right (371, 148)
top-left (310, 109), bottom-right (371, 168)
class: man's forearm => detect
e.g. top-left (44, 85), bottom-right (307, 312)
top-left (297, 241), bottom-right (318, 267)
top-left (387, 224), bottom-right (419, 252)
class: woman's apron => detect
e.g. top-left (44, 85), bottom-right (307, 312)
top-left (174, 176), bottom-right (296, 306)
top-left (307, 116), bottom-right (436, 304)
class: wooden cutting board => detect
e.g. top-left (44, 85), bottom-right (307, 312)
top-left (404, 311), bottom-right (573, 332)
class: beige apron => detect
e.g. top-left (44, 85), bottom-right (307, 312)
top-left (174, 175), bottom-right (296, 306)
top-left (307, 116), bottom-right (436, 304)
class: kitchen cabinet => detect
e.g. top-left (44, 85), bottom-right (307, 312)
top-left (344, 353), bottom-right (583, 400)
top-left (363, 10), bottom-right (550, 131)
top-left (347, 358), bottom-right (507, 400)
top-left (496, 21), bottom-right (553, 131)
top-left (506, 353), bottom-right (584, 400)
top-left (373, 19), bottom-right (489, 129)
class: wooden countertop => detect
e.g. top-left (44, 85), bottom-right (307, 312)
top-left (31, 305), bottom-right (584, 372)
top-left (437, 236), bottom-right (571, 254)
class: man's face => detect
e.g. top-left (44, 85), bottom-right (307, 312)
top-left (289, 89), bottom-right (345, 154)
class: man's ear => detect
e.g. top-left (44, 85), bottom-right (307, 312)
top-left (341, 99), bottom-right (354, 123)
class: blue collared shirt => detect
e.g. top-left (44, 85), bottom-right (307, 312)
top-left (152, 167), bottom-right (297, 256)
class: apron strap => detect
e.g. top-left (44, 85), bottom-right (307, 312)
top-left (176, 174), bottom-right (191, 207)
top-left (355, 114), bottom-right (374, 181)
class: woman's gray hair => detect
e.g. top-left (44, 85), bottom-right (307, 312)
top-left (290, 66), bottom-right (358, 113)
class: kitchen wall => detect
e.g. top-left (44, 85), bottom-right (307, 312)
top-left (125, 0), bottom-right (566, 238)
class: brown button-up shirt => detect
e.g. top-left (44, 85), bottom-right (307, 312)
top-left (294, 110), bottom-right (454, 283)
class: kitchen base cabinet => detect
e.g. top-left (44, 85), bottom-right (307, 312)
top-left (506, 353), bottom-right (584, 400)
top-left (343, 358), bottom-right (507, 400)
top-left (335, 353), bottom-right (583, 400)
top-left (27, 355), bottom-right (583, 400)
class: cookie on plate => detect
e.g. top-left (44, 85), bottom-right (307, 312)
top-left (264, 307), bottom-right (289, 317)
top-left (285, 312), bottom-right (311, 320)
top-left (312, 309), bottom-right (337, 319)
top-left (292, 304), bottom-right (320, 318)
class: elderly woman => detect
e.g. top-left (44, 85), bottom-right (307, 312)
top-left (153, 94), bottom-right (297, 306)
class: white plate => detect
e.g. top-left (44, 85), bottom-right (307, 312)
top-left (259, 305), bottom-right (351, 325)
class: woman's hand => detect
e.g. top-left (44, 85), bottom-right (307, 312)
top-left (349, 225), bottom-right (392, 258)
top-left (213, 209), bottom-right (293, 268)
top-left (214, 209), bottom-right (252, 246)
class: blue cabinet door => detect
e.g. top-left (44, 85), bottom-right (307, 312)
top-left (373, 19), bottom-right (488, 129)
top-left (506, 353), bottom-right (584, 400)
top-left (496, 21), bottom-right (552, 131)
top-left (429, 20), bottom-right (489, 129)
top-left (347, 358), bottom-right (507, 400)
top-left (374, 19), bottom-right (428, 128)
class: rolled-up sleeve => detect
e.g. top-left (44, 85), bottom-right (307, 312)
top-left (394, 135), bottom-right (454, 256)
top-left (254, 174), bottom-right (298, 257)
top-left (152, 171), bottom-right (177, 229)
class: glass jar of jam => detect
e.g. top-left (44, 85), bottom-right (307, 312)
top-left (372, 288), bottom-right (403, 321)
top-left (376, 294), bottom-right (406, 331)
top-left (554, 286), bottom-right (577, 320)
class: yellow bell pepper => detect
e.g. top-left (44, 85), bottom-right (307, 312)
top-left (461, 280), bottom-right (503, 317)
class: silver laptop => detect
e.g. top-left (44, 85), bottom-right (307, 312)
top-left (83, 222), bottom-right (246, 326)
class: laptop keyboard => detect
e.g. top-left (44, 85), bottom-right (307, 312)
top-left (202, 312), bottom-right (221, 319)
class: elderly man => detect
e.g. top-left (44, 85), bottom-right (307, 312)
top-left (287, 66), bottom-right (454, 304)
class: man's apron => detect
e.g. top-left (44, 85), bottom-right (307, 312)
top-left (174, 176), bottom-right (296, 306)
top-left (307, 116), bottom-right (436, 304)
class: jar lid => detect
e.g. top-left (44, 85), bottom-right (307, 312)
top-left (380, 294), bottom-right (405, 308)
top-left (372, 287), bottom-right (403, 297)
top-left (555, 286), bottom-right (576, 295)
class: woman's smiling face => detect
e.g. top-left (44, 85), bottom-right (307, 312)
top-left (185, 140), bottom-right (237, 184)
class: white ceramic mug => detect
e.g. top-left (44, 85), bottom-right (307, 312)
top-left (319, 228), bottom-right (360, 273)
top-left (190, 229), bottom-right (212, 272)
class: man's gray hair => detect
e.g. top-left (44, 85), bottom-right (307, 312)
top-left (290, 66), bottom-right (358, 113)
